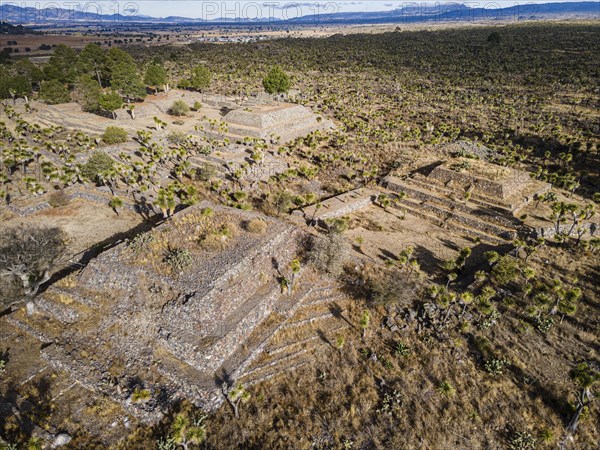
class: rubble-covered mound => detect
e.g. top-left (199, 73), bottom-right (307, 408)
top-left (5, 203), bottom-right (314, 422)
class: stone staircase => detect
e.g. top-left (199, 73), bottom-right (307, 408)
top-left (382, 175), bottom-right (521, 244)
top-left (220, 104), bottom-right (333, 143)
top-left (239, 283), bottom-right (353, 386)
top-left (6, 306), bottom-right (63, 344)
top-left (33, 103), bottom-right (107, 134)
top-left (292, 188), bottom-right (377, 226)
top-left (4, 281), bottom-right (99, 344)
top-left (225, 113), bottom-right (324, 141)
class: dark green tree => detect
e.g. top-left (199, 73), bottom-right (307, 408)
top-left (110, 62), bottom-right (146, 101)
top-left (77, 43), bottom-right (108, 87)
top-left (106, 48), bottom-right (146, 101)
top-left (81, 150), bottom-right (114, 181)
top-left (189, 65), bottom-right (211, 91)
top-left (13, 59), bottom-right (44, 89)
top-left (39, 79), bottom-right (70, 104)
top-left (0, 48), bottom-right (11, 64)
top-left (0, 74), bottom-right (31, 101)
top-left (262, 66), bottom-right (291, 94)
top-left (43, 44), bottom-right (78, 84)
top-left (98, 90), bottom-right (123, 119)
top-left (144, 64), bottom-right (167, 92)
top-left (487, 31), bottom-right (501, 44)
top-left (102, 126), bottom-right (128, 144)
top-left (73, 75), bottom-right (102, 112)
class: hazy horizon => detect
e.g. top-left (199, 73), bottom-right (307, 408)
top-left (6, 0), bottom-right (599, 20)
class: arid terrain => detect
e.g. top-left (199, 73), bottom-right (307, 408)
top-left (0, 17), bottom-right (598, 450)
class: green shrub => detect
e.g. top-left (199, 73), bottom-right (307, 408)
top-left (491, 255), bottom-right (519, 285)
top-left (325, 217), bottom-right (349, 234)
top-left (394, 342), bottom-right (411, 357)
top-left (189, 65), bottom-right (211, 91)
top-left (244, 218), bottom-right (267, 234)
top-left (436, 381), bottom-right (455, 397)
top-left (131, 388), bottom-right (152, 403)
top-left (508, 431), bottom-right (536, 450)
top-left (102, 126), bottom-right (128, 145)
top-left (167, 131), bottom-right (187, 144)
top-left (272, 190), bottom-right (293, 215)
top-left (48, 190), bottom-right (70, 208)
top-left (164, 247), bottom-right (193, 270)
top-left (484, 357), bottom-right (508, 375)
top-left (128, 232), bottom-right (154, 252)
top-left (306, 233), bottom-right (348, 277)
top-left (262, 66), bottom-right (290, 94)
top-left (533, 315), bottom-right (554, 333)
top-left (170, 100), bottom-right (190, 116)
top-left (81, 151), bottom-right (114, 181)
top-left (196, 163), bottom-right (217, 181)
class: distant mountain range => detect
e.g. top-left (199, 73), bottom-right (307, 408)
top-left (0, 2), bottom-right (598, 26)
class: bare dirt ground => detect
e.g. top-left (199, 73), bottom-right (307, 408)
top-left (1, 199), bottom-right (144, 260)
top-left (345, 204), bottom-right (473, 272)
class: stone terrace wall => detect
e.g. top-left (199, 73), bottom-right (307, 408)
top-left (429, 164), bottom-right (530, 200)
top-left (223, 104), bottom-right (334, 142)
top-left (76, 202), bottom-right (304, 373)
top-left (159, 222), bottom-right (302, 372)
top-left (224, 105), bottom-right (313, 129)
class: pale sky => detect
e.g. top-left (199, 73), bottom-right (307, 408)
top-left (10, 1), bottom-right (598, 20)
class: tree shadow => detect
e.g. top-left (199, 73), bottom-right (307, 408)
top-left (40, 216), bottom-right (163, 295)
top-left (454, 242), bottom-right (512, 289)
top-left (316, 329), bottom-right (332, 347)
top-left (509, 362), bottom-right (572, 425)
top-left (329, 302), bottom-right (356, 331)
top-left (412, 245), bottom-right (442, 276)
top-left (409, 160), bottom-right (444, 177)
top-left (378, 247), bottom-right (398, 262)
top-left (464, 332), bottom-right (572, 425)
top-left (214, 368), bottom-right (234, 390)
top-left (0, 375), bottom-right (54, 444)
top-left (131, 195), bottom-right (156, 221)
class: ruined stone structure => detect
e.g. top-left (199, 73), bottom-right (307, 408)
top-left (188, 144), bottom-right (288, 184)
top-left (220, 103), bottom-right (334, 143)
top-left (2, 202), bottom-right (353, 440)
top-left (427, 160), bottom-right (533, 201)
top-left (292, 188), bottom-right (377, 226)
top-left (34, 92), bottom-right (332, 145)
top-left (381, 158), bottom-right (551, 244)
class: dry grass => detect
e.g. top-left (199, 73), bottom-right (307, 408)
top-left (244, 218), bottom-right (268, 234)
top-left (123, 210), bottom-right (244, 273)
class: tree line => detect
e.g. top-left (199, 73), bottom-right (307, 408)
top-left (0, 43), bottom-right (292, 118)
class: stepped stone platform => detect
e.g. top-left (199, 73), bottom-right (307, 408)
top-left (32, 91), bottom-right (333, 145)
top-left (220, 103), bottom-right (334, 143)
top-left (4, 202), bottom-right (351, 428)
top-left (381, 158), bottom-right (550, 244)
top-left (239, 277), bottom-right (354, 386)
top-left (292, 188), bottom-right (377, 226)
top-left (189, 144), bottom-right (288, 183)
top-left (427, 158), bottom-right (545, 203)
